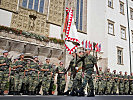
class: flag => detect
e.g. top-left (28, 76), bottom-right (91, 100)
top-left (95, 43), bottom-right (99, 52)
top-left (98, 44), bottom-right (101, 52)
top-left (64, 8), bottom-right (80, 54)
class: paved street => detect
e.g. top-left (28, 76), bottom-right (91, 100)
top-left (0, 95), bottom-right (133, 100)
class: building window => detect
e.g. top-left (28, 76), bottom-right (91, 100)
top-left (76, 0), bottom-right (87, 32)
top-left (108, 19), bottom-right (115, 35)
top-left (120, 1), bottom-right (124, 15)
top-left (28, 0), bottom-right (33, 9)
top-left (120, 25), bottom-right (126, 40)
top-left (22, 0), bottom-right (45, 13)
top-left (108, 0), bottom-right (113, 8)
top-left (130, 8), bottom-right (133, 20)
top-left (117, 47), bottom-right (123, 65)
top-left (39, 0), bottom-right (44, 13)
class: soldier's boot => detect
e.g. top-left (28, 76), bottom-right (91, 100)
top-left (29, 91), bottom-right (32, 95)
top-left (87, 90), bottom-right (95, 97)
top-left (0, 90), bottom-right (4, 95)
top-left (43, 91), bottom-right (48, 95)
top-left (63, 90), bottom-right (70, 95)
top-left (70, 90), bottom-right (76, 96)
top-left (77, 88), bottom-right (85, 96)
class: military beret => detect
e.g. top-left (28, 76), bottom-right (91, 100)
top-left (3, 50), bottom-right (8, 54)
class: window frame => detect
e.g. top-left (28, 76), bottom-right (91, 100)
top-left (130, 7), bottom-right (133, 20)
top-left (108, 0), bottom-right (113, 9)
top-left (117, 46), bottom-right (124, 65)
top-left (119, 1), bottom-right (124, 15)
top-left (120, 25), bottom-right (126, 40)
top-left (22, 0), bottom-right (45, 14)
top-left (107, 19), bottom-right (115, 36)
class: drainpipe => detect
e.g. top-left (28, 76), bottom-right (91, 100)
top-left (126, 0), bottom-right (132, 73)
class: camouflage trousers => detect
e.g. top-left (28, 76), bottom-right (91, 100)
top-left (57, 76), bottom-right (66, 93)
top-left (72, 72), bottom-right (82, 91)
top-left (0, 71), bottom-right (9, 91)
top-left (111, 81), bottom-right (118, 94)
top-left (98, 80), bottom-right (105, 94)
top-left (29, 75), bottom-right (39, 92)
top-left (82, 71), bottom-right (94, 93)
top-left (42, 75), bottom-right (51, 93)
top-left (124, 81), bottom-right (129, 94)
top-left (130, 82), bottom-right (133, 94)
top-left (119, 82), bottom-right (124, 94)
top-left (14, 73), bottom-right (24, 91)
top-left (67, 76), bottom-right (74, 91)
top-left (9, 75), bottom-right (15, 92)
top-left (105, 80), bottom-right (112, 94)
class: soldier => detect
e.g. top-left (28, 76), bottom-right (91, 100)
top-left (8, 57), bottom-right (18, 95)
top-left (64, 51), bottom-right (77, 95)
top-left (40, 58), bottom-right (52, 95)
top-left (97, 67), bottom-right (104, 95)
top-left (111, 70), bottom-right (118, 95)
top-left (118, 71), bottom-right (124, 95)
top-left (27, 56), bottom-right (39, 95)
top-left (49, 64), bottom-right (56, 95)
top-left (129, 73), bottom-right (133, 94)
top-left (71, 50), bottom-right (84, 96)
top-left (105, 68), bottom-right (112, 95)
top-left (56, 61), bottom-right (66, 95)
top-left (123, 71), bottom-right (129, 95)
top-left (76, 48), bottom-right (99, 97)
top-left (0, 51), bottom-right (11, 95)
top-left (13, 53), bottom-right (26, 95)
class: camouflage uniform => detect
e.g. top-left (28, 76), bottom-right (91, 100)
top-left (56, 65), bottom-right (66, 95)
top-left (123, 74), bottom-right (129, 95)
top-left (97, 70), bottom-right (104, 95)
top-left (49, 65), bottom-right (56, 95)
top-left (28, 61), bottom-right (39, 94)
top-left (105, 71), bottom-right (112, 94)
top-left (41, 63), bottom-right (52, 95)
top-left (0, 56), bottom-right (10, 94)
top-left (129, 75), bottom-right (133, 94)
top-left (66, 57), bottom-right (76, 94)
top-left (111, 73), bottom-right (118, 95)
top-left (76, 54), bottom-right (97, 96)
top-left (72, 56), bottom-right (83, 95)
top-left (14, 60), bottom-right (26, 94)
top-left (118, 74), bottom-right (124, 95)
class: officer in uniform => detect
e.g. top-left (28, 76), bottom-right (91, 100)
top-left (123, 71), bottom-right (129, 95)
top-left (13, 53), bottom-right (26, 95)
top-left (40, 58), bottom-right (52, 95)
top-left (71, 50), bottom-right (84, 96)
top-left (76, 48), bottom-right (99, 97)
top-left (0, 51), bottom-right (11, 95)
top-left (64, 51), bottom-right (77, 95)
top-left (111, 70), bottom-right (118, 95)
top-left (129, 73), bottom-right (133, 94)
top-left (56, 61), bottom-right (66, 95)
top-left (118, 71), bottom-right (124, 95)
top-left (105, 68), bottom-right (112, 95)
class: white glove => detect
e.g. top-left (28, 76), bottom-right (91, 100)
top-left (75, 67), bottom-right (78, 70)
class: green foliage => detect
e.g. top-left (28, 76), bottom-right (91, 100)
top-left (0, 25), bottom-right (64, 44)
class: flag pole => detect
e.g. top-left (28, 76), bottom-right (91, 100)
top-left (62, 0), bottom-right (68, 67)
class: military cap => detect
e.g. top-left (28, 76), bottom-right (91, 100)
top-left (46, 58), bottom-right (50, 60)
top-left (78, 50), bottom-right (84, 53)
top-left (20, 53), bottom-right (24, 56)
top-left (3, 50), bottom-right (8, 54)
top-left (85, 48), bottom-right (91, 51)
top-left (33, 56), bottom-right (38, 59)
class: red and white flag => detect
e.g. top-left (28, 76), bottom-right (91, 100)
top-left (64, 8), bottom-right (80, 54)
